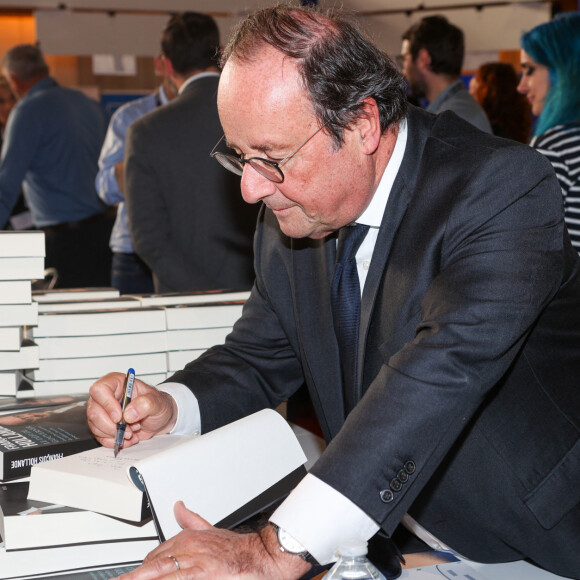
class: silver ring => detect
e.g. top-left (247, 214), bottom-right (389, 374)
top-left (169, 555), bottom-right (180, 571)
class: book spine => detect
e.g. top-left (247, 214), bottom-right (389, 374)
top-left (1, 438), bottom-right (98, 480)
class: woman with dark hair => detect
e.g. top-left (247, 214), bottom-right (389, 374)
top-left (517, 12), bottom-right (580, 252)
top-left (468, 62), bottom-right (532, 143)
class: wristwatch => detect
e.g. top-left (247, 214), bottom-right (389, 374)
top-left (271, 524), bottom-right (319, 566)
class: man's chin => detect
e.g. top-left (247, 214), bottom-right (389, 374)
top-left (277, 219), bottom-right (335, 240)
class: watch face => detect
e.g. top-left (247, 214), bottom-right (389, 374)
top-left (278, 528), bottom-right (306, 554)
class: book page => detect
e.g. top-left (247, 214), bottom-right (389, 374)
top-left (133, 409), bottom-right (307, 540)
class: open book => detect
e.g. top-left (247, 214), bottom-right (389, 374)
top-left (28, 409), bottom-right (307, 541)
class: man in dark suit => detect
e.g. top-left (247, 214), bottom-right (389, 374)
top-left (88, 5), bottom-right (580, 580)
top-left (124, 12), bottom-right (258, 293)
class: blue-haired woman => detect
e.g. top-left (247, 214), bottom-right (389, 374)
top-left (518, 12), bottom-right (580, 253)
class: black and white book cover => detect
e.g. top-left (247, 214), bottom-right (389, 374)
top-left (0, 399), bottom-right (98, 481)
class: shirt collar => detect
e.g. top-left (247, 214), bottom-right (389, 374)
top-left (356, 118), bottom-right (408, 228)
top-left (427, 79), bottom-right (463, 113)
top-left (26, 76), bottom-right (57, 98)
top-left (158, 84), bottom-right (170, 105)
top-left (178, 71), bottom-right (220, 95)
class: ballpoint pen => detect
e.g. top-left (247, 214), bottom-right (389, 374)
top-left (114, 368), bottom-right (135, 458)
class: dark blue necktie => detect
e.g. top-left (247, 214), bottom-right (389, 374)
top-left (331, 223), bottom-right (369, 410)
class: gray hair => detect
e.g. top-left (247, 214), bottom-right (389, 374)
top-left (2, 44), bottom-right (49, 81)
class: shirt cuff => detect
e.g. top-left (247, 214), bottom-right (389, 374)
top-left (156, 382), bottom-right (201, 436)
top-left (269, 473), bottom-right (379, 565)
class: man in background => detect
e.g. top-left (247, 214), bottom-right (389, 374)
top-left (401, 15), bottom-right (492, 133)
top-left (96, 54), bottom-right (175, 294)
top-left (125, 12), bottom-right (259, 293)
top-left (0, 44), bottom-right (112, 288)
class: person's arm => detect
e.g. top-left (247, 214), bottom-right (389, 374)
top-left (95, 108), bottom-right (132, 205)
top-left (162, 143), bottom-right (565, 555)
top-left (0, 102), bottom-right (42, 227)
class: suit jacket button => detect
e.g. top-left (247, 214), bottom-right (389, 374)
top-left (398, 469), bottom-right (408, 483)
top-left (404, 461), bottom-right (416, 474)
top-left (390, 478), bottom-right (402, 492)
top-left (380, 489), bottom-right (394, 503)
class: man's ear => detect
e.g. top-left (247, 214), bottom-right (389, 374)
top-left (356, 97), bottom-right (382, 155)
top-left (158, 54), bottom-right (176, 81)
top-left (416, 47), bottom-right (432, 72)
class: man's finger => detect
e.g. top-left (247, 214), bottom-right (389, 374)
top-left (174, 501), bottom-right (213, 531)
top-left (118, 554), bottom-right (181, 580)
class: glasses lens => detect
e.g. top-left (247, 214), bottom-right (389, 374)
top-left (212, 153), bottom-right (244, 176)
top-left (249, 159), bottom-right (284, 183)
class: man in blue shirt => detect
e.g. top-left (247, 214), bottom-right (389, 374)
top-left (96, 58), bottom-right (175, 294)
top-left (0, 44), bottom-right (112, 288)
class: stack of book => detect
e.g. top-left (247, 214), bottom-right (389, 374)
top-left (0, 232), bottom-right (45, 397)
top-left (151, 291), bottom-right (249, 374)
top-left (19, 289), bottom-right (250, 397)
top-left (0, 395), bottom-right (159, 578)
top-left (0, 481), bottom-right (158, 578)
top-left (23, 301), bottom-right (168, 397)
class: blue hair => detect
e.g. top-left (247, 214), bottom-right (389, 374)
top-left (521, 12), bottom-right (580, 136)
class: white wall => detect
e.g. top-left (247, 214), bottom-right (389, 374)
top-left (9, 0), bottom-right (551, 57)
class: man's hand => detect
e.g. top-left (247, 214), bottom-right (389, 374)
top-left (114, 161), bottom-right (125, 194)
top-left (87, 373), bottom-right (177, 449)
top-left (116, 501), bottom-right (312, 579)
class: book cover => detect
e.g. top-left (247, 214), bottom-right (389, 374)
top-left (28, 410), bottom-right (307, 541)
top-left (0, 257), bottom-right (45, 281)
top-left (18, 373), bottom-right (168, 398)
top-left (0, 373), bottom-right (19, 398)
top-left (133, 289), bottom-right (251, 307)
top-left (0, 281), bottom-right (32, 305)
top-left (37, 296), bottom-right (142, 313)
top-left (26, 307), bottom-right (167, 339)
top-left (0, 302), bottom-right (38, 327)
top-left (28, 351), bottom-right (167, 381)
top-left (164, 302), bottom-right (245, 330)
top-left (0, 328), bottom-right (23, 352)
top-left (166, 327), bottom-right (231, 351)
top-left (0, 231), bottom-right (45, 258)
top-left (166, 349), bottom-right (206, 372)
top-left (0, 534), bottom-right (157, 579)
top-left (0, 340), bottom-right (39, 373)
top-left (34, 330), bottom-right (168, 360)
top-left (0, 481), bottom-right (157, 551)
top-left (32, 287), bottom-right (120, 303)
top-left (0, 399), bottom-right (99, 481)
top-left (0, 393), bottom-right (90, 413)
top-left (18, 564), bottom-right (140, 579)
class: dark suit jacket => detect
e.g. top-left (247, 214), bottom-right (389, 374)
top-left (125, 75), bottom-right (259, 293)
top-left (171, 107), bottom-right (580, 575)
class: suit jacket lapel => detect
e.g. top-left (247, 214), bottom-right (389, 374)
top-left (357, 107), bottom-right (435, 395)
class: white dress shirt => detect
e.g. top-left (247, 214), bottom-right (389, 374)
top-left (158, 120), bottom-right (411, 565)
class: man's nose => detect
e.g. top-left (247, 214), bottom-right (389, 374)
top-left (240, 164), bottom-right (277, 204)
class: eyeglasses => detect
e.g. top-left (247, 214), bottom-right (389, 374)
top-left (210, 116), bottom-right (335, 184)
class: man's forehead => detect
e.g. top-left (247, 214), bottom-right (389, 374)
top-left (218, 52), bottom-right (309, 124)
